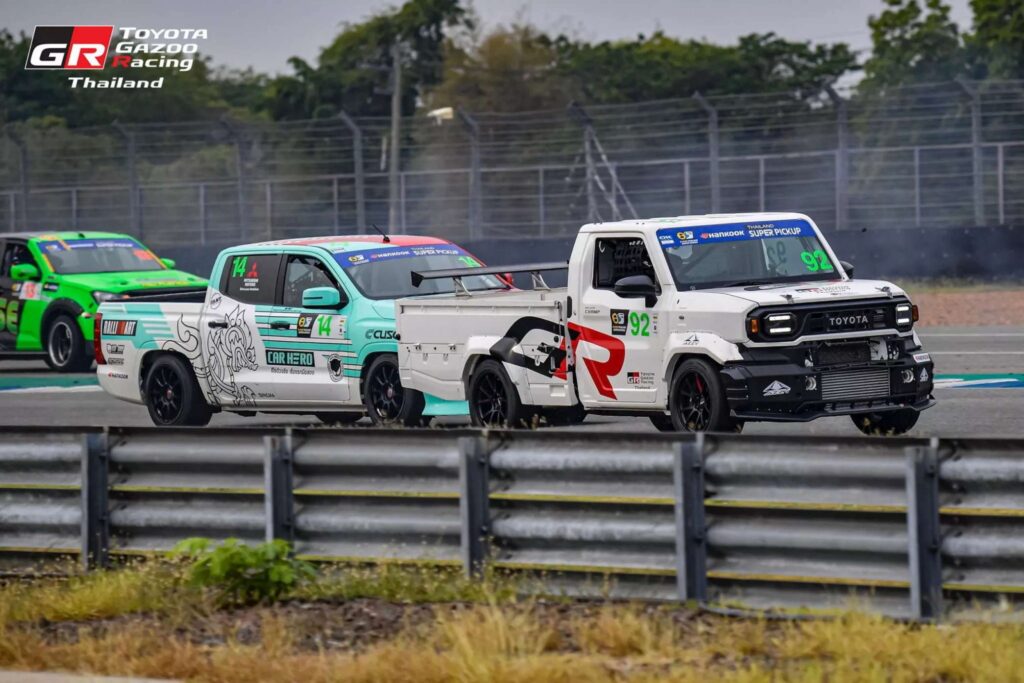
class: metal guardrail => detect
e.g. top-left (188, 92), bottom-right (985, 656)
top-left (1, 427), bottom-right (1023, 620)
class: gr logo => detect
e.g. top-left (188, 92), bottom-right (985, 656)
top-left (25, 26), bottom-right (113, 70)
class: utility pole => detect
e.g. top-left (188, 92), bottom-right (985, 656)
top-left (388, 42), bottom-right (403, 233)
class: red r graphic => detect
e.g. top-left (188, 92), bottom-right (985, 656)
top-left (567, 322), bottom-right (625, 400)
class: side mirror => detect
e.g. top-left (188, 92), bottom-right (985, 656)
top-left (613, 274), bottom-right (658, 308)
top-left (160, 258), bottom-right (177, 269)
top-left (10, 263), bottom-right (39, 282)
top-left (839, 260), bottom-right (854, 278)
top-left (302, 286), bottom-right (342, 309)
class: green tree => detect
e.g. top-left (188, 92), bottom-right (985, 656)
top-left (862, 0), bottom-right (967, 89)
top-left (425, 23), bottom-right (577, 112)
top-left (969, 0), bottom-right (1024, 79)
top-left (551, 31), bottom-right (857, 103)
top-left (264, 0), bottom-right (468, 119)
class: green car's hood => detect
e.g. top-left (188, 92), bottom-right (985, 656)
top-left (56, 269), bottom-right (207, 293)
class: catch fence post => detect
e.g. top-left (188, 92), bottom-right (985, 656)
top-left (81, 432), bottom-right (110, 571)
top-left (457, 109), bottom-right (482, 240)
top-left (264, 430), bottom-right (295, 547)
top-left (674, 434), bottom-right (708, 602)
top-left (825, 86), bottom-right (849, 231)
top-left (338, 111), bottom-right (366, 232)
top-left (459, 435), bottom-right (490, 578)
top-left (113, 123), bottom-right (140, 236)
top-left (956, 78), bottom-right (986, 226)
top-left (693, 92), bottom-right (720, 213)
top-left (906, 439), bottom-right (943, 621)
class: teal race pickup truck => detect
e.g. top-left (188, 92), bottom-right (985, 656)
top-left (95, 234), bottom-right (506, 426)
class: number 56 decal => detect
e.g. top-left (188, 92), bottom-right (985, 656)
top-left (0, 299), bottom-right (20, 334)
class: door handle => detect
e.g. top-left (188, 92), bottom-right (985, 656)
top-left (270, 321), bottom-right (290, 330)
top-left (207, 320), bottom-right (228, 329)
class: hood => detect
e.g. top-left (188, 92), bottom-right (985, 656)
top-left (715, 278), bottom-right (907, 307)
top-left (56, 269), bottom-right (207, 293)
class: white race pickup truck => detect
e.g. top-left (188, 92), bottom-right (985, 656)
top-left (396, 213), bottom-right (935, 434)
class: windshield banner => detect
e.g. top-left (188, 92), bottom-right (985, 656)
top-left (38, 238), bottom-right (140, 252)
top-left (656, 219), bottom-right (816, 249)
top-left (334, 245), bottom-right (479, 268)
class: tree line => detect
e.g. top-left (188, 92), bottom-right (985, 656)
top-left (0, 0), bottom-right (1021, 128)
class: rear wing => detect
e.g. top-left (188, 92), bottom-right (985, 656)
top-left (410, 261), bottom-right (568, 294)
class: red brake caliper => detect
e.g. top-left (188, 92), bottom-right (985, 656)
top-left (695, 376), bottom-right (704, 394)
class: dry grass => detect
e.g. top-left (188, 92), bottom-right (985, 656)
top-left (4, 567), bottom-right (1024, 682)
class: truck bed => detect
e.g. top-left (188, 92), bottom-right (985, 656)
top-left (396, 288), bottom-right (573, 405)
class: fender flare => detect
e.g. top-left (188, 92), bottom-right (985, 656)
top-left (662, 331), bottom-right (743, 386)
top-left (40, 298), bottom-right (87, 341)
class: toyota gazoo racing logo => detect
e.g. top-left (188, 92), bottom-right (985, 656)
top-left (25, 25), bottom-right (206, 89)
top-left (25, 26), bottom-right (113, 70)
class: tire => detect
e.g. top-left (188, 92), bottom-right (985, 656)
top-left (668, 358), bottom-right (741, 433)
top-left (44, 314), bottom-right (92, 372)
top-left (543, 404), bottom-right (587, 427)
top-left (143, 354), bottom-right (213, 427)
top-left (316, 412), bottom-right (364, 426)
top-left (851, 409), bottom-right (920, 436)
top-left (362, 354), bottom-right (427, 427)
top-left (468, 359), bottom-right (537, 428)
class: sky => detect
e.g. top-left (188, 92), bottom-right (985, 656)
top-left (4, 0), bottom-right (974, 76)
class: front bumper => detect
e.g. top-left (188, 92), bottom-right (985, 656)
top-left (720, 340), bottom-right (935, 423)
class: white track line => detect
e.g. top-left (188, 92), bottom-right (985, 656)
top-left (921, 333), bottom-right (1024, 337)
top-left (928, 351), bottom-right (1024, 355)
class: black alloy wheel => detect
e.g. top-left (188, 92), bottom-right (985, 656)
top-left (362, 354), bottom-right (426, 427)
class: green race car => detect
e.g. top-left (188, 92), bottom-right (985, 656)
top-left (0, 232), bottom-right (207, 372)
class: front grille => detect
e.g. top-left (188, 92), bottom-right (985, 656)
top-left (821, 368), bottom-right (890, 401)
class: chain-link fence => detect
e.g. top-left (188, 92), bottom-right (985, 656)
top-left (1, 80), bottom-right (1023, 249)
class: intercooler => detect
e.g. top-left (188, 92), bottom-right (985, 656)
top-left (820, 368), bottom-right (891, 401)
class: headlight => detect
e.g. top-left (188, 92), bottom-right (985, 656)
top-left (895, 302), bottom-right (914, 329)
top-left (764, 312), bottom-right (796, 336)
top-left (92, 291), bottom-right (127, 304)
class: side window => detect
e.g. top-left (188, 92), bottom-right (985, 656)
top-left (282, 255), bottom-right (343, 308)
top-left (593, 237), bottom-right (656, 289)
top-left (222, 253), bottom-right (281, 305)
top-left (1, 242), bottom-right (36, 279)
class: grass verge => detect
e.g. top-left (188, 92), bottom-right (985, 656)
top-left (4, 564), bottom-right (1024, 681)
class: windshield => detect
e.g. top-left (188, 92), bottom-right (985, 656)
top-left (656, 219), bottom-right (839, 290)
top-left (36, 238), bottom-right (164, 275)
top-left (334, 244), bottom-right (505, 299)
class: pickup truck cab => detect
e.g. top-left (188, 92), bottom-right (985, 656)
top-left (96, 235), bottom-right (498, 426)
top-left (0, 231), bottom-right (206, 371)
top-left (396, 213), bottom-right (935, 435)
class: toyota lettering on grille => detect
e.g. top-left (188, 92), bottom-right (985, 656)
top-left (826, 312), bottom-right (870, 331)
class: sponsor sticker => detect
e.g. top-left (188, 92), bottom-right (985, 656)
top-left (107, 357), bottom-right (125, 365)
top-left (324, 354), bottom-right (345, 382)
top-left (105, 343), bottom-right (125, 354)
top-left (763, 380), bottom-right (791, 396)
top-left (610, 310), bottom-right (628, 336)
top-left (335, 245), bottom-right (471, 269)
top-left (626, 371), bottom-right (656, 388)
top-left (101, 319), bottom-right (137, 336)
top-left (682, 333), bottom-right (699, 346)
top-left (365, 329), bottom-right (397, 340)
top-left (913, 353), bottom-right (931, 363)
top-left (266, 349), bottom-right (314, 367)
top-left (296, 314), bottom-right (316, 338)
top-left (656, 219), bottom-right (816, 250)
top-left (18, 282), bottom-right (40, 301)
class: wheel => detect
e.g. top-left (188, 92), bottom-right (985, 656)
top-left (851, 409), bottom-right (920, 436)
top-left (44, 314), bottom-right (92, 372)
top-left (362, 354), bottom-right (426, 427)
top-left (543, 404), bottom-right (587, 426)
top-left (649, 413), bottom-right (675, 432)
top-left (668, 358), bottom-right (741, 433)
top-left (316, 412), bottom-right (364, 426)
top-left (143, 354), bottom-right (213, 426)
top-left (468, 359), bottom-right (538, 428)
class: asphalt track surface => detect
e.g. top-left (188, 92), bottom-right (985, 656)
top-left (0, 326), bottom-right (1021, 438)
